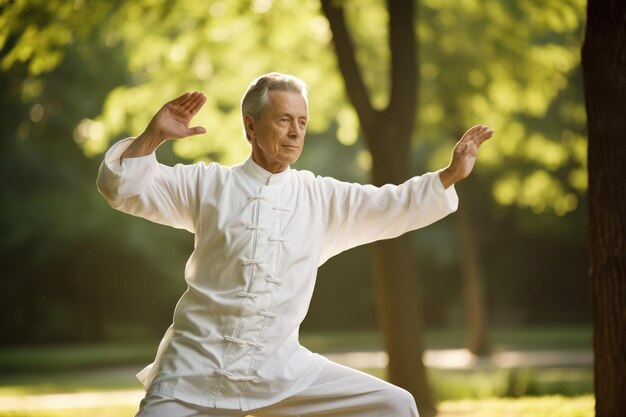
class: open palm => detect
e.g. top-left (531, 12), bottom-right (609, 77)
top-left (439, 124), bottom-right (494, 188)
top-left (147, 91), bottom-right (207, 141)
top-left (449, 124), bottom-right (493, 180)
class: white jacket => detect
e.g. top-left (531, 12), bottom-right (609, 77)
top-left (97, 137), bottom-right (458, 410)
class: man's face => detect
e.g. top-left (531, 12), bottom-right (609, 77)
top-left (246, 90), bottom-right (308, 174)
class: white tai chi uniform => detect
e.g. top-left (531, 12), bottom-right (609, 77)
top-left (97, 137), bottom-right (458, 416)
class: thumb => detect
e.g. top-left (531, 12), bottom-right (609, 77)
top-left (187, 125), bottom-right (206, 136)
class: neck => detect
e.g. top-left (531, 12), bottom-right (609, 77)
top-left (251, 153), bottom-right (288, 174)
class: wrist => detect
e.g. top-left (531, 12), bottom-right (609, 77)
top-left (439, 167), bottom-right (460, 189)
top-left (137, 128), bottom-right (166, 148)
top-left (121, 130), bottom-right (165, 160)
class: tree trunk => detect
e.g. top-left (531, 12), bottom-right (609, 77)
top-left (444, 102), bottom-right (491, 356)
top-left (582, 1), bottom-right (626, 416)
top-left (321, 0), bottom-right (436, 415)
top-left (369, 125), bottom-right (435, 417)
top-left (456, 183), bottom-right (490, 356)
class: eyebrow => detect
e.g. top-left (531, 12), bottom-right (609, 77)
top-left (278, 112), bottom-right (308, 120)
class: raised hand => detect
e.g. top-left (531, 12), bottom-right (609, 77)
top-left (121, 92), bottom-right (207, 160)
top-left (439, 124), bottom-right (494, 189)
top-left (145, 91), bottom-right (207, 141)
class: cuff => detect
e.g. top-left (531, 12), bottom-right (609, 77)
top-left (97, 137), bottom-right (159, 204)
top-left (435, 170), bottom-right (459, 212)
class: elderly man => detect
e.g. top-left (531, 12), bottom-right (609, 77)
top-left (97, 72), bottom-right (493, 417)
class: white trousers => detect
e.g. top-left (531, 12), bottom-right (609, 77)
top-left (135, 361), bottom-right (419, 417)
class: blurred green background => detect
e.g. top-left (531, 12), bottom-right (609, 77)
top-left (0, 0), bottom-right (592, 415)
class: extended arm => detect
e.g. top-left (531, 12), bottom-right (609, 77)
top-left (319, 124), bottom-right (493, 262)
top-left (97, 92), bottom-right (209, 233)
top-left (439, 124), bottom-right (494, 189)
top-left (121, 91), bottom-right (207, 160)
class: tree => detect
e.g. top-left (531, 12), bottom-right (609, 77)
top-left (0, 0), bottom-right (196, 343)
top-left (581, 0), bottom-right (626, 415)
top-left (320, 0), bottom-right (586, 411)
top-left (320, 0), bottom-right (437, 413)
top-left (0, 0), bottom-right (591, 387)
top-left (418, 0), bottom-right (586, 354)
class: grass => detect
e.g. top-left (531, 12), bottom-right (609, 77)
top-left (0, 344), bottom-right (156, 374)
top-left (300, 325), bottom-right (592, 353)
top-left (437, 395), bottom-right (594, 416)
top-left (0, 326), bottom-right (593, 414)
top-left (0, 396), bottom-right (594, 417)
top-left (0, 369), bottom-right (141, 396)
top-left (423, 326), bottom-right (592, 351)
top-left (0, 325), bottom-right (592, 374)
top-left (0, 407), bottom-right (138, 417)
top-left (0, 365), bottom-right (593, 401)
top-left (430, 367), bottom-right (593, 401)
top-left (0, 325), bottom-right (592, 375)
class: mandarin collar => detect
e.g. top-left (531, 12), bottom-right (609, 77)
top-left (242, 157), bottom-right (290, 185)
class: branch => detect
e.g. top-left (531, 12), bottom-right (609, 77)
top-left (320, 0), bottom-right (376, 128)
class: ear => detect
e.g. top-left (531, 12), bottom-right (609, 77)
top-left (244, 114), bottom-right (256, 141)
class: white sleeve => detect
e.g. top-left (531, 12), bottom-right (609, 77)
top-left (319, 171), bottom-right (458, 263)
top-left (96, 137), bottom-right (208, 233)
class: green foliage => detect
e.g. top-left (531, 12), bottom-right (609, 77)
top-left (81, 0), bottom-right (347, 164)
top-left (0, 0), bottom-right (108, 76)
top-left (0, 0), bottom-right (590, 344)
top-left (417, 0), bottom-right (587, 216)
top-left (0, 9), bottom-right (189, 344)
top-left (0, 0), bottom-right (587, 211)
top-left (0, 0), bottom-right (350, 162)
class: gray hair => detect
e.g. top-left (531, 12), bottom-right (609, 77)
top-left (241, 72), bottom-right (309, 139)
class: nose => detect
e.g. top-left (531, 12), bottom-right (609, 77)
top-left (288, 120), bottom-right (303, 139)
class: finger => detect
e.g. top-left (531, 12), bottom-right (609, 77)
top-left (474, 125), bottom-right (491, 136)
top-left (481, 127), bottom-right (494, 138)
top-left (171, 92), bottom-right (192, 106)
top-left (460, 125), bottom-right (483, 141)
top-left (183, 91), bottom-right (206, 113)
top-left (181, 91), bottom-right (200, 111)
top-left (187, 125), bottom-right (206, 136)
top-left (464, 125), bottom-right (492, 140)
top-left (475, 128), bottom-right (494, 146)
top-left (187, 93), bottom-right (206, 116)
top-left (453, 142), bottom-right (468, 156)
